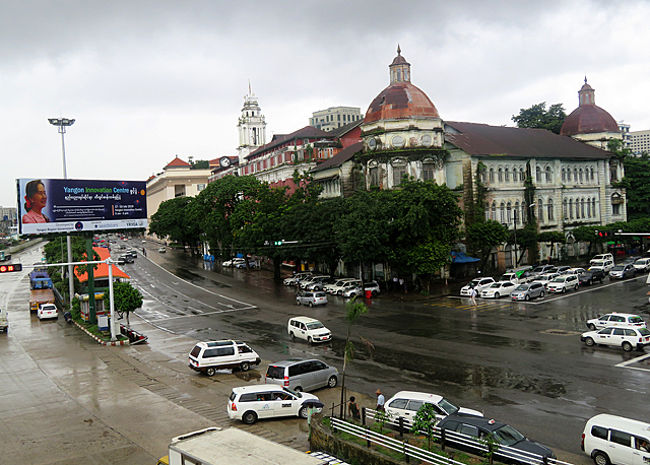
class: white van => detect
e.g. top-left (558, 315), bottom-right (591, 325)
top-left (582, 413), bottom-right (650, 465)
top-left (188, 340), bottom-right (261, 376)
top-left (0, 307), bottom-right (8, 333)
top-left (590, 253), bottom-right (614, 265)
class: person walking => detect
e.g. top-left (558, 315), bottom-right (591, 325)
top-left (348, 396), bottom-right (360, 420)
top-left (470, 286), bottom-right (478, 306)
top-left (375, 389), bottom-right (385, 411)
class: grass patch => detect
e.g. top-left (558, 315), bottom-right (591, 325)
top-left (74, 315), bottom-right (128, 342)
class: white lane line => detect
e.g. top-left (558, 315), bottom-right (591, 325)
top-left (615, 353), bottom-right (650, 368)
top-left (138, 254), bottom-right (257, 309)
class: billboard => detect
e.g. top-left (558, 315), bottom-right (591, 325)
top-left (17, 178), bottom-right (147, 235)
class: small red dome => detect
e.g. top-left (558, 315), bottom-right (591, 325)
top-left (560, 105), bottom-right (619, 136)
top-left (364, 82), bottom-right (440, 124)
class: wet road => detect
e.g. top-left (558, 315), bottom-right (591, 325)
top-left (129, 241), bottom-right (650, 457)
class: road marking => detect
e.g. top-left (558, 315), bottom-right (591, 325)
top-left (615, 353), bottom-right (650, 372)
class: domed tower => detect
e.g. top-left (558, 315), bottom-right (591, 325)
top-left (560, 78), bottom-right (621, 149)
top-left (237, 82), bottom-right (267, 164)
top-left (361, 46), bottom-right (445, 188)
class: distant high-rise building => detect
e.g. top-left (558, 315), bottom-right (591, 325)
top-left (310, 106), bottom-right (362, 131)
top-left (237, 84), bottom-right (267, 165)
top-left (629, 129), bottom-right (650, 156)
top-left (618, 121), bottom-right (631, 148)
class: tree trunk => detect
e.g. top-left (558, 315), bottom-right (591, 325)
top-left (273, 257), bottom-right (281, 281)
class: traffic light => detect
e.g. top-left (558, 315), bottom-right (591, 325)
top-left (0, 264), bottom-right (22, 273)
top-left (273, 240), bottom-right (283, 246)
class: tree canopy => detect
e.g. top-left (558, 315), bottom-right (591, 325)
top-left (512, 102), bottom-right (566, 134)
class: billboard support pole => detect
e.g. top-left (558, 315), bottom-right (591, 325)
top-left (86, 237), bottom-right (96, 324)
top-left (108, 259), bottom-right (116, 341)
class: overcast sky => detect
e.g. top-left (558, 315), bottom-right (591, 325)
top-left (2, 0), bottom-right (649, 206)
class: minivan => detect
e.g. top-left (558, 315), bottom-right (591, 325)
top-left (227, 385), bottom-right (322, 425)
top-left (265, 359), bottom-right (338, 392)
top-left (582, 413), bottom-right (650, 465)
top-left (188, 340), bottom-right (261, 376)
top-left (590, 253), bottom-right (614, 265)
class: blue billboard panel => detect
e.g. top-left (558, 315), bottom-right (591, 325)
top-left (17, 178), bottom-right (147, 235)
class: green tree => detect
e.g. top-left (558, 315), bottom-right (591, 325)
top-left (339, 297), bottom-right (368, 418)
top-left (466, 220), bottom-right (509, 269)
top-left (537, 231), bottom-right (565, 260)
top-left (113, 281), bottom-right (143, 326)
top-left (149, 196), bottom-right (201, 250)
top-left (512, 102), bottom-right (566, 134)
top-left (619, 153), bottom-right (650, 220)
top-left (409, 403), bottom-right (439, 450)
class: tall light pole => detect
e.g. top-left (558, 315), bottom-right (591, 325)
top-left (48, 117), bottom-right (76, 307)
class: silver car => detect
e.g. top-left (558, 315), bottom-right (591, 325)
top-left (265, 359), bottom-right (338, 392)
top-left (510, 281), bottom-right (545, 301)
top-left (296, 291), bottom-right (328, 307)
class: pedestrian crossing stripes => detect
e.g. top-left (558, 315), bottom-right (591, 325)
top-left (431, 299), bottom-right (515, 311)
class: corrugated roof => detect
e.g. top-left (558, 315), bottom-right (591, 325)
top-left (311, 142), bottom-right (363, 173)
top-left (445, 121), bottom-right (610, 160)
top-left (246, 126), bottom-right (330, 160)
top-left (74, 247), bottom-right (130, 282)
top-left (325, 120), bottom-right (362, 138)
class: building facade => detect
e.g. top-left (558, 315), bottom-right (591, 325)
top-left (310, 106), bottom-right (362, 131)
top-left (629, 129), bottom-right (650, 155)
top-left (237, 86), bottom-right (267, 164)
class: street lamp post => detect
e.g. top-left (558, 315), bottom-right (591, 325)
top-left (48, 118), bottom-right (76, 308)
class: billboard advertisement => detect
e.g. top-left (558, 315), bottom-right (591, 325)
top-left (17, 178), bottom-right (147, 235)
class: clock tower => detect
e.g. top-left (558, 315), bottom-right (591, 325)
top-left (237, 83), bottom-right (267, 164)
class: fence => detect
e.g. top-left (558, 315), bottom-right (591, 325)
top-left (327, 408), bottom-right (574, 465)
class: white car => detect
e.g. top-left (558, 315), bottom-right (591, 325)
top-left (567, 267), bottom-right (586, 275)
top-left (222, 257), bottom-right (245, 267)
top-left (589, 259), bottom-right (614, 273)
top-left (283, 272), bottom-right (312, 286)
top-left (37, 303), bottom-right (58, 320)
top-left (532, 273), bottom-right (560, 288)
top-left (581, 326), bottom-right (650, 352)
top-left (227, 385), bottom-right (322, 424)
top-left (582, 414), bottom-right (650, 465)
top-left (459, 277), bottom-right (495, 296)
top-left (299, 275), bottom-right (329, 290)
top-left (633, 258), bottom-right (650, 272)
top-left (324, 278), bottom-right (355, 294)
top-left (342, 281), bottom-right (381, 298)
top-left (547, 274), bottom-right (579, 293)
top-left (287, 316), bottom-right (332, 344)
top-left (385, 391), bottom-right (483, 427)
top-left (590, 253), bottom-right (614, 265)
top-left (329, 279), bottom-right (362, 296)
top-left (480, 281), bottom-right (516, 299)
top-left (586, 313), bottom-right (646, 331)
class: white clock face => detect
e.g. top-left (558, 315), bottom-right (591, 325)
top-left (368, 138), bottom-right (377, 150)
top-left (420, 134), bottom-right (432, 146)
top-left (220, 157), bottom-right (231, 168)
top-left (392, 135), bottom-right (405, 148)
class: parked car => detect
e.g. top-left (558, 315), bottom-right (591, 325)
top-left (459, 277), bottom-right (495, 296)
top-left (362, 280), bottom-right (381, 296)
top-left (385, 391), bottom-right (483, 428)
top-left (342, 281), bottom-right (381, 298)
top-left (567, 267), bottom-right (586, 275)
top-left (581, 326), bottom-right (650, 352)
top-left (283, 272), bottom-right (312, 286)
top-left (296, 291), bottom-right (328, 307)
top-left (589, 260), bottom-right (614, 273)
top-left (188, 340), bottom-right (261, 376)
top-left (555, 266), bottom-right (572, 274)
top-left (287, 316), bottom-right (332, 344)
top-left (437, 414), bottom-right (556, 465)
top-left (511, 282), bottom-right (545, 301)
top-left (481, 281), bottom-right (516, 299)
top-left (115, 256), bottom-right (126, 266)
top-left (547, 274), bottom-right (580, 293)
top-left (581, 413), bottom-right (650, 465)
top-left (609, 264), bottom-right (636, 279)
top-left (265, 359), bottom-right (338, 392)
top-left (221, 257), bottom-right (245, 267)
top-left (37, 303), bottom-right (58, 320)
top-left (633, 258), bottom-right (650, 273)
top-left (126, 250), bottom-right (137, 259)
top-left (323, 277), bottom-right (355, 294)
top-left (579, 270), bottom-right (606, 286)
top-left (234, 260), bottom-right (260, 269)
top-left (303, 275), bottom-right (332, 291)
top-left (299, 275), bottom-right (329, 290)
top-left (532, 273), bottom-right (559, 288)
top-left (330, 279), bottom-right (362, 296)
top-left (227, 385), bottom-right (322, 425)
top-left (531, 265), bottom-right (556, 276)
top-left (500, 271), bottom-right (535, 285)
top-left (586, 313), bottom-right (646, 331)
top-left (119, 254), bottom-right (134, 264)
top-left (590, 253), bottom-right (614, 265)
top-left (158, 247), bottom-right (167, 253)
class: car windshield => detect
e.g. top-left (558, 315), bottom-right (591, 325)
top-left (640, 328), bottom-right (650, 336)
top-left (492, 424), bottom-right (525, 446)
top-left (438, 398), bottom-right (459, 414)
top-left (533, 267), bottom-right (544, 273)
top-left (468, 279), bottom-right (480, 287)
top-left (283, 386), bottom-right (301, 398)
top-left (635, 259), bottom-right (646, 264)
top-left (306, 322), bottom-right (324, 330)
top-left (551, 277), bottom-right (565, 282)
top-left (629, 316), bottom-right (644, 324)
top-left (489, 283), bottom-right (500, 288)
top-left (611, 265), bottom-right (624, 271)
top-left (515, 284), bottom-right (528, 291)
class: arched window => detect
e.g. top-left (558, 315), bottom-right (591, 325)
top-left (590, 167), bottom-right (595, 182)
top-left (498, 168), bottom-right (503, 182)
top-left (586, 199), bottom-right (591, 217)
top-left (500, 202), bottom-right (506, 223)
top-left (579, 168), bottom-right (584, 183)
top-left (562, 168), bottom-right (566, 182)
top-left (574, 168), bottom-right (578, 182)
top-left (505, 167), bottom-right (510, 182)
top-left (567, 168), bottom-right (571, 181)
top-left (538, 198), bottom-right (544, 223)
top-left (489, 168), bottom-right (495, 183)
top-left (519, 167), bottom-right (525, 182)
top-left (569, 199), bottom-right (574, 219)
top-left (563, 199), bottom-right (568, 219)
top-left (507, 202), bottom-right (512, 223)
top-left (545, 166), bottom-right (552, 183)
top-left (536, 166), bottom-right (542, 183)
top-left (581, 198), bottom-right (585, 218)
top-left (547, 199), bottom-right (554, 221)
top-left (592, 198), bottom-right (597, 217)
top-left (491, 202), bottom-right (497, 220)
top-left (514, 201), bottom-right (520, 224)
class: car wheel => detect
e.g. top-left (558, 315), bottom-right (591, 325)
top-left (308, 302), bottom-right (313, 308)
top-left (327, 375), bottom-right (338, 388)
top-left (584, 337), bottom-right (595, 347)
top-left (622, 341), bottom-right (633, 352)
top-left (588, 323), bottom-right (596, 331)
top-left (296, 300), bottom-right (301, 305)
top-left (575, 285), bottom-right (579, 291)
top-left (242, 411), bottom-right (258, 425)
top-left (525, 294), bottom-right (530, 301)
top-left (562, 287), bottom-right (567, 293)
top-left (540, 291), bottom-right (545, 298)
top-left (294, 386), bottom-right (303, 392)
top-left (205, 367), bottom-right (216, 377)
top-left (307, 336), bottom-right (312, 345)
top-left (290, 332), bottom-right (296, 341)
top-left (337, 291), bottom-right (342, 296)
top-left (298, 406), bottom-right (309, 419)
top-left (495, 293), bottom-right (500, 299)
top-left (240, 361), bottom-right (250, 372)
top-left (593, 451), bottom-right (610, 465)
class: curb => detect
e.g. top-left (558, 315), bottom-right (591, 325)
top-left (72, 320), bottom-right (130, 346)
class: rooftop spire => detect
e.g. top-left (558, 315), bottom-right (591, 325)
top-left (397, 44), bottom-right (401, 55)
top-left (389, 45), bottom-right (410, 84)
top-left (248, 79), bottom-right (252, 95)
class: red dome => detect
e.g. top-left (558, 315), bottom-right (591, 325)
top-left (560, 104), bottom-right (619, 136)
top-left (364, 82), bottom-right (440, 124)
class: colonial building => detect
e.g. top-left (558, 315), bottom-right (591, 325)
top-left (629, 129), bottom-right (650, 155)
top-left (310, 106), bottom-right (362, 131)
top-left (237, 85), bottom-right (267, 164)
